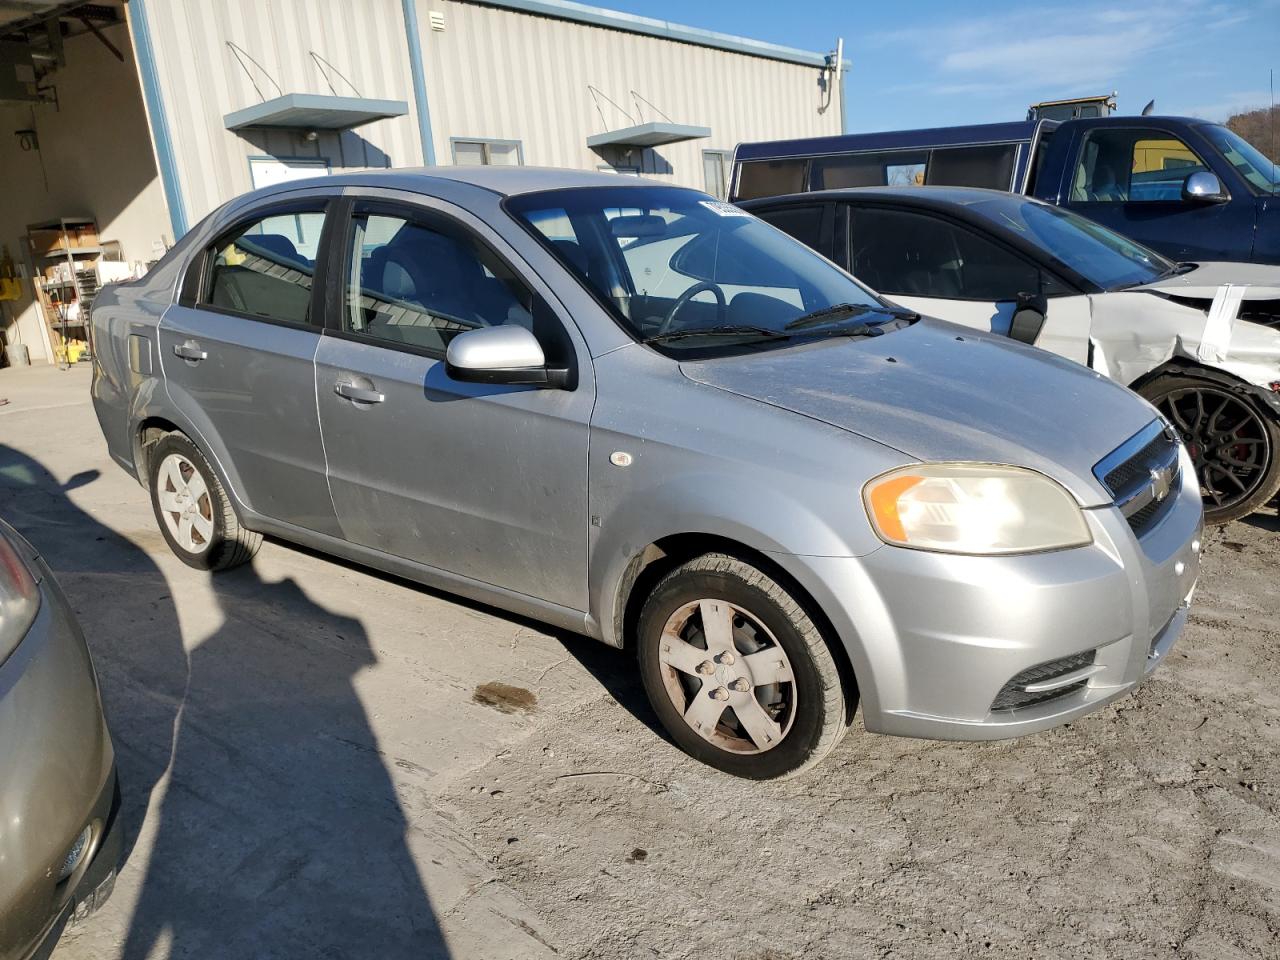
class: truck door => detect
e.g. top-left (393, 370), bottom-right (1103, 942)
top-left (1060, 123), bottom-right (1255, 261)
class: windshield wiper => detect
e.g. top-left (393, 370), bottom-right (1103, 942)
top-left (641, 324), bottom-right (792, 345)
top-left (784, 303), bottom-right (918, 331)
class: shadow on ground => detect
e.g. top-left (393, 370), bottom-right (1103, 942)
top-left (0, 445), bottom-right (450, 958)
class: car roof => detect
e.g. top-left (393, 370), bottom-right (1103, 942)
top-left (740, 184), bottom-right (1042, 212)
top-left (243, 165), bottom-right (680, 203)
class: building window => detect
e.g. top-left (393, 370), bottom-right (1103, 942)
top-left (451, 138), bottom-right (523, 166)
top-left (702, 150), bottom-right (732, 199)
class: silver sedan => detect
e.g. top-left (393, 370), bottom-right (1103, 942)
top-left (89, 168), bottom-right (1201, 778)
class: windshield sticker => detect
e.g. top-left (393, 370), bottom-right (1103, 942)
top-left (699, 200), bottom-right (752, 218)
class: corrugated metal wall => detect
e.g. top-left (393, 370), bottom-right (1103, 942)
top-left (139, 0), bottom-right (841, 227)
top-left (416, 0), bottom-right (842, 187)
top-left (141, 0), bottom-right (424, 224)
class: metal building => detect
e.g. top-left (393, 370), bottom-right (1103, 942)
top-left (1, 0), bottom-right (846, 364)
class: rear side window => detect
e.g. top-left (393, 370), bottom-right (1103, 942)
top-left (848, 206), bottom-right (1046, 301)
top-left (202, 210), bottom-right (325, 325)
top-left (811, 144), bottom-right (1018, 191)
top-left (734, 159), bottom-right (809, 200)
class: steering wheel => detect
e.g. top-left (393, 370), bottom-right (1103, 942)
top-left (658, 281), bottom-right (727, 335)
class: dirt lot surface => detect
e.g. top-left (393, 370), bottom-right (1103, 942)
top-left (2, 363), bottom-right (1277, 960)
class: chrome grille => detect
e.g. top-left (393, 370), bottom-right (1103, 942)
top-left (1093, 421), bottom-right (1182, 534)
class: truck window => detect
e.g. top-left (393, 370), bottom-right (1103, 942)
top-left (1070, 129), bottom-right (1210, 202)
top-left (735, 159), bottom-right (809, 201)
top-left (811, 144), bottom-right (1017, 191)
top-left (926, 144), bottom-right (1018, 189)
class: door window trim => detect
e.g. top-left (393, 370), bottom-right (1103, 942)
top-left (1066, 125), bottom-right (1221, 205)
top-left (179, 198), bottom-right (336, 332)
top-left (324, 196), bottom-right (579, 384)
top-left (842, 202), bottom-right (1083, 301)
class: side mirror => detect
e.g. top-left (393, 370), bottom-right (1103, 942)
top-left (1181, 171), bottom-right (1228, 204)
top-left (445, 325), bottom-right (568, 388)
top-left (1008, 291), bottom-right (1048, 346)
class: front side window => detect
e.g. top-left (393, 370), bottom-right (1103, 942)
top-left (452, 139), bottom-right (522, 166)
top-left (203, 209), bottom-right (325, 324)
top-left (1070, 129), bottom-right (1210, 202)
top-left (962, 194), bottom-right (1173, 290)
top-left (848, 207), bottom-right (1044, 301)
top-left (344, 211), bottom-right (534, 354)
top-left (754, 205), bottom-right (826, 253)
top-left (508, 186), bottom-right (894, 354)
top-left (1199, 123), bottom-right (1279, 195)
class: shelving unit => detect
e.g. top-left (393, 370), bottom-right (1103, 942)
top-left (27, 217), bottom-right (100, 366)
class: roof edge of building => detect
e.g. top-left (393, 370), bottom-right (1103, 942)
top-left (458, 0), bottom-right (840, 67)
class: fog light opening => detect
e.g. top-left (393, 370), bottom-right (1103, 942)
top-left (57, 824), bottom-right (94, 883)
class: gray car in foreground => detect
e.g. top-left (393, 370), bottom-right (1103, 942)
top-left (0, 520), bottom-right (119, 959)
top-left (91, 168), bottom-right (1202, 778)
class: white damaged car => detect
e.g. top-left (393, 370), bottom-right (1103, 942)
top-left (744, 187), bottom-right (1280, 522)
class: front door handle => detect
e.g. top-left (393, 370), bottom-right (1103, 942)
top-left (334, 381), bottom-right (385, 404)
top-left (173, 340), bottom-right (206, 362)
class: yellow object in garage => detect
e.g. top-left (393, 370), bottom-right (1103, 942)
top-left (55, 339), bottom-right (88, 364)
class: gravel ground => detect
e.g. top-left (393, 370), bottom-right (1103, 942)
top-left (1, 364), bottom-right (1276, 960)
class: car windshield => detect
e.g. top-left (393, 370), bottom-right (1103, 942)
top-left (962, 194), bottom-right (1175, 290)
top-left (1199, 124), bottom-right (1280, 195)
top-left (506, 186), bottom-right (895, 352)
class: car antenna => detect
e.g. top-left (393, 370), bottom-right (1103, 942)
top-left (1141, 99), bottom-right (1155, 116)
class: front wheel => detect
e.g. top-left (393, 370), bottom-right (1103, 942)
top-left (636, 553), bottom-right (851, 779)
top-left (1138, 375), bottom-right (1280, 524)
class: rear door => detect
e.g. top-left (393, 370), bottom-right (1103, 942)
top-left (313, 195), bottom-right (593, 610)
top-left (841, 203), bottom-right (1092, 364)
top-left (160, 197), bottom-right (340, 535)
top-left (1061, 123), bottom-right (1255, 261)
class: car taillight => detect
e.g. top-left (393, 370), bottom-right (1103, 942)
top-left (0, 532), bottom-right (40, 665)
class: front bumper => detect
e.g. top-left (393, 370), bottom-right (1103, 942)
top-left (771, 447), bottom-right (1204, 741)
top-left (0, 535), bottom-right (119, 960)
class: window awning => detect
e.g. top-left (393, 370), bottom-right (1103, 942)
top-left (586, 121), bottom-right (711, 150)
top-left (224, 93), bottom-right (409, 132)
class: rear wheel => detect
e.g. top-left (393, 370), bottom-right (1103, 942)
top-left (636, 553), bottom-right (851, 779)
top-left (1138, 375), bottom-right (1280, 524)
top-left (148, 433), bottom-right (260, 570)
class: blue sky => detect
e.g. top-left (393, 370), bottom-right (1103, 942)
top-left (595, 0), bottom-right (1279, 131)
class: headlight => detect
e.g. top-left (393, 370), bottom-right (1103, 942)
top-left (0, 530), bottom-right (40, 665)
top-left (863, 463), bottom-right (1092, 555)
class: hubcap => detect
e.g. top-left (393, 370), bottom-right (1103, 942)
top-left (656, 599), bottom-right (796, 755)
top-left (156, 453), bottom-right (214, 554)
top-left (1156, 387), bottom-right (1271, 512)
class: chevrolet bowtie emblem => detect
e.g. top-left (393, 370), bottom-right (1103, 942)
top-left (1149, 465), bottom-right (1175, 502)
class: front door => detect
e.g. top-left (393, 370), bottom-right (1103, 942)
top-left (1061, 124), bottom-right (1255, 262)
top-left (313, 197), bottom-right (593, 610)
top-left (158, 200), bottom-right (340, 535)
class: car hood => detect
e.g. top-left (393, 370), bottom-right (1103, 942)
top-left (678, 319), bottom-right (1156, 507)
top-left (1135, 261), bottom-right (1280, 298)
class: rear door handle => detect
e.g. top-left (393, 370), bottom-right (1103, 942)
top-left (334, 381), bottom-right (385, 404)
top-left (173, 340), bottom-right (206, 361)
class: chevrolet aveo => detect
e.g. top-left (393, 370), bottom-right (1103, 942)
top-left (90, 168), bottom-right (1202, 779)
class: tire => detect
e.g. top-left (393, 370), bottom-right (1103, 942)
top-left (1138, 375), bottom-right (1280, 524)
top-left (636, 553), bottom-right (851, 780)
top-left (147, 433), bottom-right (260, 570)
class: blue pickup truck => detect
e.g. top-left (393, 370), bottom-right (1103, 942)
top-left (730, 116), bottom-right (1280, 263)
